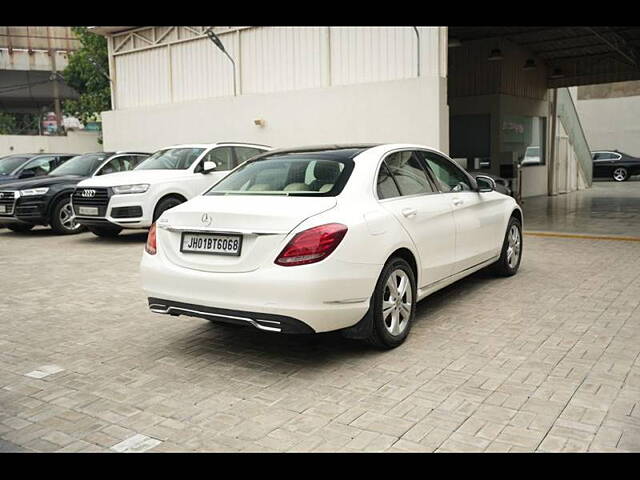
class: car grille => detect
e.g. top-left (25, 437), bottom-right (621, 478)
top-left (72, 187), bottom-right (110, 216)
top-left (0, 190), bottom-right (17, 216)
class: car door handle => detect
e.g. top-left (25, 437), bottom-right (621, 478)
top-left (452, 198), bottom-right (464, 206)
top-left (401, 208), bottom-right (417, 218)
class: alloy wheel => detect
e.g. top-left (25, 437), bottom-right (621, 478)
top-left (60, 202), bottom-right (81, 232)
top-left (613, 168), bottom-right (628, 182)
top-left (506, 224), bottom-right (521, 269)
top-left (382, 269), bottom-right (412, 336)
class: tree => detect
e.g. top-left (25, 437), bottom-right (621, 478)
top-left (62, 27), bottom-right (111, 125)
top-left (0, 112), bottom-right (17, 135)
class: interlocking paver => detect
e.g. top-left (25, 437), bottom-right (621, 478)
top-left (1, 221), bottom-right (640, 452)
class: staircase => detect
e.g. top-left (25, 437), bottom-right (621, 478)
top-left (556, 87), bottom-right (593, 186)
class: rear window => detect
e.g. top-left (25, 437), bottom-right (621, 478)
top-left (207, 154), bottom-right (353, 197)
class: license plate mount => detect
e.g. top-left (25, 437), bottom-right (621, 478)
top-left (78, 206), bottom-right (99, 216)
top-left (180, 232), bottom-right (243, 256)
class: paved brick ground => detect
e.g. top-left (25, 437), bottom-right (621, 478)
top-left (1, 227), bottom-right (639, 452)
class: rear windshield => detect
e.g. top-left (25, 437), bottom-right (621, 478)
top-left (207, 154), bottom-right (353, 197)
top-left (135, 148), bottom-right (205, 170)
top-left (0, 156), bottom-right (31, 175)
top-left (49, 153), bottom-right (109, 177)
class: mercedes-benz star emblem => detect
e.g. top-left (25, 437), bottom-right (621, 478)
top-left (201, 213), bottom-right (212, 226)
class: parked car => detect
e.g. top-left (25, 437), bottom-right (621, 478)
top-left (592, 150), bottom-right (640, 181)
top-left (141, 144), bottom-right (523, 349)
top-left (0, 151), bottom-right (149, 234)
top-left (468, 171), bottom-right (512, 196)
top-left (0, 153), bottom-right (77, 185)
top-left (72, 143), bottom-right (271, 238)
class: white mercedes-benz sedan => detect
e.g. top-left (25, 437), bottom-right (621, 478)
top-left (141, 144), bottom-right (523, 349)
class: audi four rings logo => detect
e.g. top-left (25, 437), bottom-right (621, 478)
top-left (201, 213), bottom-right (212, 226)
top-left (82, 189), bottom-right (96, 198)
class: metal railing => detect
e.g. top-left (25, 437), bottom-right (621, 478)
top-left (556, 87), bottom-right (593, 185)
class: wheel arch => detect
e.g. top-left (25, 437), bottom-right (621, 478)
top-left (387, 247), bottom-right (419, 287)
top-left (153, 192), bottom-right (188, 220)
top-left (46, 188), bottom-right (75, 218)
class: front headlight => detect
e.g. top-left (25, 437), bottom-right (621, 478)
top-left (20, 187), bottom-right (49, 196)
top-left (112, 184), bottom-right (150, 195)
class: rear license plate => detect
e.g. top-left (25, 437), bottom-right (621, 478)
top-left (181, 232), bottom-right (242, 256)
top-left (78, 206), bottom-right (98, 216)
top-left (0, 205), bottom-right (5, 213)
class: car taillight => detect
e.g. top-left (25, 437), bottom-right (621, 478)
top-left (275, 223), bottom-right (347, 267)
top-left (145, 223), bottom-right (157, 255)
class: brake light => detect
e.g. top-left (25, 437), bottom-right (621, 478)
top-left (145, 223), bottom-right (157, 255)
top-left (275, 223), bottom-right (347, 266)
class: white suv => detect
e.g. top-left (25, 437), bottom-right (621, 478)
top-left (73, 143), bottom-right (271, 237)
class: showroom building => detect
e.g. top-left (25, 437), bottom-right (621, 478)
top-left (92, 26), bottom-right (640, 198)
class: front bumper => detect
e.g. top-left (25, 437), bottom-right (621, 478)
top-left (73, 189), bottom-right (152, 229)
top-left (140, 250), bottom-right (381, 334)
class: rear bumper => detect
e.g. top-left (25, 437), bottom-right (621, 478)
top-left (140, 250), bottom-right (381, 333)
top-left (148, 297), bottom-right (315, 334)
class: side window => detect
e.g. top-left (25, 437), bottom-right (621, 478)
top-left (234, 147), bottom-right (265, 163)
top-left (384, 150), bottom-right (435, 196)
top-left (376, 162), bottom-right (401, 200)
top-left (21, 156), bottom-right (56, 177)
top-left (423, 152), bottom-right (472, 193)
top-left (131, 155), bottom-right (148, 168)
top-left (203, 147), bottom-right (234, 171)
top-left (100, 156), bottom-right (134, 175)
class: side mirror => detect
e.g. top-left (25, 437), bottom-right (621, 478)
top-left (202, 161), bottom-right (217, 174)
top-left (475, 175), bottom-right (496, 193)
top-left (20, 170), bottom-right (36, 179)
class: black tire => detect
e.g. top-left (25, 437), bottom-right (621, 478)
top-left (612, 167), bottom-right (629, 182)
top-left (50, 197), bottom-right (85, 235)
top-left (492, 216), bottom-right (522, 277)
top-left (88, 226), bottom-right (122, 237)
top-left (7, 224), bottom-right (34, 233)
top-left (153, 196), bottom-right (184, 222)
top-left (365, 257), bottom-right (416, 349)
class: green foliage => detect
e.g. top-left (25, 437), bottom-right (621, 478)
top-left (62, 27), bottom-right (111, 125)
top-left (0, 112), bottom-right (18, 134)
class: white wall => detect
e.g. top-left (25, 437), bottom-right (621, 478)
top-left (0, 131), bottom-right (102, 156)
top-left (101, 77), bottom-right (447, 153)
top-left (577, 95), bottom-right (640, 157)
top-left (110, 27), bottom-right (446, 110)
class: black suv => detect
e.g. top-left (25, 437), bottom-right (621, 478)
top-left (0, 151), bottom-right (149, 234)
top-left (0, 153), bottom-right (78, 185)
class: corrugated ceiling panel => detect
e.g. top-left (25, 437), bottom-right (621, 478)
top-left (116, 48), bottom-right (170, 109)
top-left (171, 37), bottom-right (235, 102)
top-left (330, 27), bottom-right (418, 86)
top-left (240, 27), bottom-right (324, 94)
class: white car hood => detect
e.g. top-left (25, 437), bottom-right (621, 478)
top-left (78, 169), bottom-right (191, 187)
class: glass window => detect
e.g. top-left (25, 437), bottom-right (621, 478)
top-left (500, 116), bottom-right (546, 167)
top-left (136, 147), bottom-right (205, 170)
top-left (203, 147), bottom-right (234, 171)
top-left (0, 155), bottom-right (32, 175)
top-left (384, 151), bottom-right (435, 196)
top-left (376, 163), bottom-right (401, 199)
top-left (234, 146), bottom-right (265, 163)
top-left (20, 156), bottom-right (57, 178)
top-left (97, 155), bottom-right (140, 175)
top-left (207, 154), bottom-right (349, 197)
top-left (50, 153), bottom-right (109, 177)
top-left (423, 152), bottom-right (472, 193)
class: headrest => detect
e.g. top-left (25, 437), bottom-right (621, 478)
top-left (313, 161), bottom-right (341, 183)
